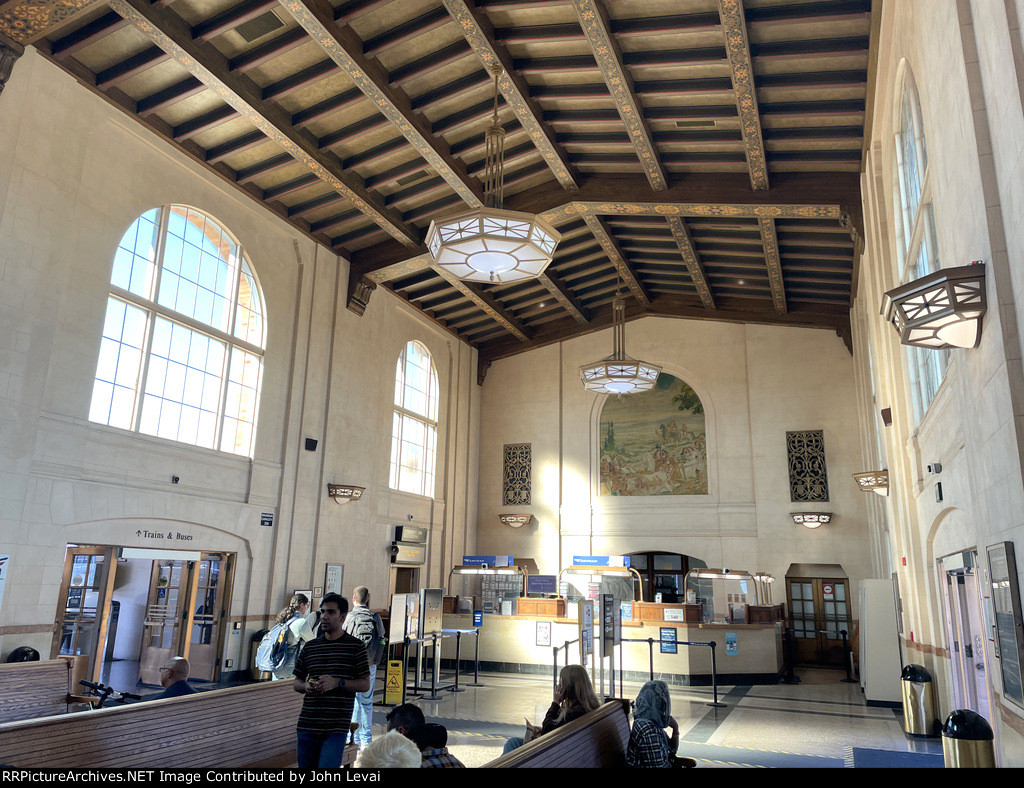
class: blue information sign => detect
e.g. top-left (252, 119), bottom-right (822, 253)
top-left (659, 627), bottom-right (677, 654)
top-left (725, 632), bottom-right (738, 656)
top-left (463, 555), bottom-right (513, 567)
top-left (572, 556), bottom-right (630, 567)
top-left (473, 610), bottom-right (483, 627)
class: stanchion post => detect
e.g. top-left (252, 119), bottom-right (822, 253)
top-left (467, 629), bottom-right (484, 687)
top-left (452, 631), bottom-right (464, 692)
top-left (403, 636), bottom-right (412, 698)
top-left (553, 646), bottom-right (559, 691)
top-left (648, 638), bottom-right (655, 683)
top-left (840, 629), bottom-right (858, 683)
top-left (706, 642), bottom-right (726, 708)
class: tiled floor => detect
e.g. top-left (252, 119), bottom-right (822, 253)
top-left (364, 667), bottom-right (944, 768)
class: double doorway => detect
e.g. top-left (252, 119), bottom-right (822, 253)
top-left (52, 544), bottom-right (235, 688)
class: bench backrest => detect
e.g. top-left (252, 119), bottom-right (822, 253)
top-left (0, 659), bottom-right (73, 724)
top-left (484, 699), bottom-right (631, 768)
top-left (0, 679), bottom-right (307, 768)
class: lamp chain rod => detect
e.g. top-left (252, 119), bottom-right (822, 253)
top-left (484, 65), bottom-right (505, 209)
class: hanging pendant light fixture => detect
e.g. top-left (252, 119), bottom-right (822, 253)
top-left (425, 65), bottom-right (561, 284)
top-left (580, 289), bottom-right (662, 395)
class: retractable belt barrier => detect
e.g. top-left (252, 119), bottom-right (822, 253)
top-left (391, 628), bottom-right (482, 704)
top-left (618, 637), bottom-right (726, 708)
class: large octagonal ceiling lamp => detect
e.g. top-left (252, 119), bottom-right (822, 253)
top-left (580, 291), bottom-right (662, 395)
top-left (880, 262), bottom-right (987, 349)
top-left (425, 66), bottom-right (560, 284)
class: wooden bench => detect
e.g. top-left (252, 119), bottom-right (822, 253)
top-left (0, 679), bottom-right (358, 768)
top-left (0, 658), bottom-right (83, 725)
top-left (484, 699), bottom-right (631, 768)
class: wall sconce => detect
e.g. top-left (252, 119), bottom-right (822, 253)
top-left (498, 513), bottom-right (532, 528)
top-left (327, 484), bottom-right (365, 504)
top-left (853, 470), bottom-right (889, 496)
top-left (880, 262), bottom-right (987, 349)
top-left (791, 512), bottom-right (832, 528)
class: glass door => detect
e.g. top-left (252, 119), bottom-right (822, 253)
top-left (943, 565), bottom-right (992, 722)
top-left (138, 559), bottom-right (192, 685)
top-left (51, 546), bottom-right (118, 683)
top-left (787, 577), bottom-right (852, 667)
top-left (186, 553), bottom-right (233, 683)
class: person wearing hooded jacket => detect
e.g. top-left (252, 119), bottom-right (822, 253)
top-left (627, 680), bottom-right (695, 768)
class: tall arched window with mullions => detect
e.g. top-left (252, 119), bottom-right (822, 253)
top-left (892, 67), bottom-right (946, 421)
top-left (88, 206), bottom-right (267, 457)
top-left (389, 341), bottom-right (439, 497)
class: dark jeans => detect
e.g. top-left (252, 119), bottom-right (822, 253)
top-left (296, 729), bottom-right (348, 768)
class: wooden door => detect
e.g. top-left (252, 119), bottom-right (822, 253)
top-left (51, 546), bottom-right (117, 683)
top-left (138, 558), bottom-right (192, 685)
top-left (185, 553), bottom-right (233, 683)
top-left (787, 577), bottom-right (852, 667)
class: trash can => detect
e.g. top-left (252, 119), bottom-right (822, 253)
top-left (942, 709), bottom-right (995, 768)
top-left (901, 664), bottom-right (939, 737)
top-left (250, 629), bottom-right (271, 681)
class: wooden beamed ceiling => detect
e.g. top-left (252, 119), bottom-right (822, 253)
top-left (2, 0), bottom-right (877, 369)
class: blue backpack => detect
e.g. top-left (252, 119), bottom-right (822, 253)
top-left (256, 618), bottom-right (298, 672)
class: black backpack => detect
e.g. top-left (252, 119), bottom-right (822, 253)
top-left (347, 608), bottom-right (387, 665)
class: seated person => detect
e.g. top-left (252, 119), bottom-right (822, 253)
top-left (355, 731), bottom-right (422, 769)
top-left (503, 664), bottom-right (600, 754)
top-left (154, 657), bottom-right (197, 699)
top-left (626, 680), bottom-right (695, 768)
top-left (385, 703), bottom-right (425, 736)
top-left (406, 723), bottom-right (465, 768)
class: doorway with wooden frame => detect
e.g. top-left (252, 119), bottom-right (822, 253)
top-left (51, 544), bottom-right (235, 689)
top-left (786, 564), bottom-right (853, 668)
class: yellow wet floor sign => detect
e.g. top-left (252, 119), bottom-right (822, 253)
top-left (384, 660), bottom-right (404, 705)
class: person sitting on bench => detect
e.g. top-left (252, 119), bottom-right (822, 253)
top-left (626, 680), bottom-right (695, 768)
top-left (503, 664), bottom-right (600, 754)
top-left (154, 657), bottom-right (197, 700)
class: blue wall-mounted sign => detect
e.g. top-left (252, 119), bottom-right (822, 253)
top-left (473, 610), bottom-right (483, 627)
top-left (463, 555), bottom-right (513, 567)
top-left (659, 627), bottom-right (677, 654)
top-left (572, 555), bottom-right (630, 568)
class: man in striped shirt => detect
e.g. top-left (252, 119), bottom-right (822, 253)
top-left (293, 592), bottom-right (371, 768)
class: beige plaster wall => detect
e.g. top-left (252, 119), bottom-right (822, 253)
top-left (0, 50), bottom-right (479, 669)
top-left (476, 316), bottom-right (873, 619)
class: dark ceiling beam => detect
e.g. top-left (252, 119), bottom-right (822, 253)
top-left (440, 0), bottom-right (580, 190)
top-left (581, 214), bottom-right (650, 305)
top-left (759, 218), bottom-right (787, 314)
top-left (717, 0), bottom-right (769, 191)
top-left (432, 268), bottom-right (531, 342)
top-left (537, 268), bottom-right (589, 325)
top-left (106, 0), bottom-right (419, 245)
top-left (665, 217), bottom-right (715, 312)
top-left (277, 0), bottom-right (485, 210)
top-left (194, 0), bottom-right (279, 40)
top-left (570, 0), bottom-right (667, 190)
top-left (514, 47), bottom-right (729, 74)
top-left (477, 295), bottom-right (851, 363)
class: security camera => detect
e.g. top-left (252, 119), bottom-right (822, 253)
top-left (927, 463), bottom-right (943, 474)
top-left (388, 544), bottom-right (400, 557)
top-left (171, 475), bottom-right (180, 484)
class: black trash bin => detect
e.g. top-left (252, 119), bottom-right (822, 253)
top-left (5, 646), bottom-right (40, 662)
top-left (942, 709), bottom-right (995, 768)
top-left (250, 629), bottom-right (271, 681)
top-left (901, 664), bottom-right (939, 737)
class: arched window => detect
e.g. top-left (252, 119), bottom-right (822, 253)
top-left (89, 206), bottom-right (266, 457)
top-left (389, 341), bottom-right (439, 497)
top-left (892, 69), bottom-right (946, 420)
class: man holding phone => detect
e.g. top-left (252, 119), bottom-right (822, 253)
top-left (293, 592), bottom-right (371, 768)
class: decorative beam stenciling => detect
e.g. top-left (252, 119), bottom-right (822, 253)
top-left (581, 214), bottom-right (650, 305)
top-left (441, 0), bottom-right (579, 190)
top-left (717, 0), bottom-right (770, 191)
top-left (758, 217), bottom-right (787, 314)
top-left (107, 0), bottom-right (418, 246)
top-left (541, 201), bottom-right (843, 225)
top-left (277, 0), bottom-right (485, 210)
top-left (0, 0), bottom-right (102, 44)
top-left (570, 0), bottom-right (667, 190)
top-left (665, 217), bottom-right (715, 310)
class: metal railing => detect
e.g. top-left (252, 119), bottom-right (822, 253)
top-left (388, 628), bottom-right (482, 704)
top-left (617, 637), bottom-right (726, 707)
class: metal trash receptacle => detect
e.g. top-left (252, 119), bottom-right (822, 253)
top-left (942, 709), bottom-right (995, 768)
top-left (250, 628), bottom-right (271, 681)
top-left (901, 664), bottom-right (939, 737)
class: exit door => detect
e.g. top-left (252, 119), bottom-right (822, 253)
top-left (787, 577), bottom-right (852, 667)
top-left (51, 546), bottom-right (117, 683)
top-left (139, 552), bottom-right (234, 685)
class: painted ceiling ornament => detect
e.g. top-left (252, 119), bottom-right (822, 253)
top-left (425, 64), bottom-right (560, 285)
top-left (580, 288), bottom-right (662, 395)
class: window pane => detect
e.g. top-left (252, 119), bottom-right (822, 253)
top-left (220, 348), bottom-right (262, 456)
top-left (653, 555), bottom-right (682, 571)
top-left (111, 209), bottom-right (159, 298)
top-left (89, 297), bottom-right (148, 429)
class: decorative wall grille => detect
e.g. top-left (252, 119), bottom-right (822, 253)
top-left (503, 443), bottom-right (532, 505)
top-left (787, 430), bottom-right (829, 502)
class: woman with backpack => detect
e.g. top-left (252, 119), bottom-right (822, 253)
top-left (271, 593), bottom-right (316, 680)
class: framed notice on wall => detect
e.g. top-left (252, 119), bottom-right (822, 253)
top-left (324, 564), bottom-right (344, 596)
top-left (987, 541), bottom-right (1024, 709)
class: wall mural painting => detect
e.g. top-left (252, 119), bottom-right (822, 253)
top-left (600, 374), bottom-right (707, 496)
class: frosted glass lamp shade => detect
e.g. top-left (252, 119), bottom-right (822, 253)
top-left (880, 263), bottom-right (986, 349)
top-left (426, 208), bottom-right (561, 284)
top-left (580, 358), bottom-right (662, 395)
top-left (791, 512), bottom-right (832, 528)
top-left (853, 470), bottom-right (889, 496)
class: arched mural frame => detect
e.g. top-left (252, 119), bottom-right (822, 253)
top-left (588, 362), bottom-right (718, 509)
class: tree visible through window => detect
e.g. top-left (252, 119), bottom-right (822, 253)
top-left (893, 69), bottom-right (946, 421)
top-left (89, 206), bottom-right (266, 457)
top-left (389, 341), bottom-right (439, 497)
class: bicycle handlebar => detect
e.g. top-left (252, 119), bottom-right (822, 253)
top-left (79, 680), bottom-right (142, 702)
